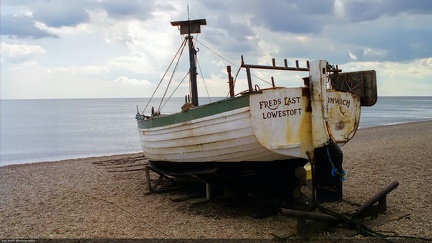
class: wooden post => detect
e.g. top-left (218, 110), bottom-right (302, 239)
top-left (227, 65), bottom-right (234, 97)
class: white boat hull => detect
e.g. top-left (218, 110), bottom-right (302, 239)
top-left (137, 87), bottom-right (360, 164)
top-left (138, 106), bottom-right (289, 163)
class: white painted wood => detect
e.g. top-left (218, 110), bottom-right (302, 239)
top-left (138, 95), bottom-right (303, 162)
top-left (137, 60), bottom-right (363, 164)
top-left (249, 87), bottom-right (312, 159)
top-left (327, 90), bottom-right (361, 142)
top-left (310, 60), bottom-right (331, 148)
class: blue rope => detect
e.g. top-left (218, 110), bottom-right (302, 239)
top-left (326, 146), bottom-right (346, 181)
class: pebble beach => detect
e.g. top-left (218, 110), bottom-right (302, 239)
top-left (1, 121), bottom-right (431, 241)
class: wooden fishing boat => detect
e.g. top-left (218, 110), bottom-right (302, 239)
top-left (136, 18), bottom-right (377, 201)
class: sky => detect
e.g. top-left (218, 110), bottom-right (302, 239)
top-left (1, 0), bottom-right (432, 99)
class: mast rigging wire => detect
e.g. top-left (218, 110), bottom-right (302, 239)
top-left (157, 38), bottom-right (187, 113)
top-left (195, 39), bottom-right (272, 87)
top-left (197, 57), bottom-right (211, 103)
top-left (194, 34), bottom-right (212, 103)
top-left (142, 38), bottom-right (187, 114)
top-left (161, 72), bottom-right (189, 110)
top-left (143, 34), bottom-right (275, 115)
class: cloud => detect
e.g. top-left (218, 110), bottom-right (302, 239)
top-left (421, 58), bottom-right (432, 68)
top-left (295, 0), bottom-right (335, 15)
top-left (0, 0), bottom-right (159, 40)
top-left (1, 43), bottom-right (45, 63)
top-left (49, 66), bottom-right (109, 76)
top-left (344, 0), bottom-right (432, 22)
top-left (348, 51), bottom-right (358, 61)
top-left (1, 0), bottom-right (431, 99)
top-left (107, 48), bottom-right (167, 75)
top-left (112, 76), bottom-right (152, 86)
top-left (98, 0), bottom-right (157, 20)
top-left (250, 1), bottom-right (326, 34)
top-left (324, 13), bottom-right (432, 63)
top-left (32, 2), bottom-right (90, 28)
top-left (0, 14), bottom-right (59, 39)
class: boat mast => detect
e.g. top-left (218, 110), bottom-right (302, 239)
top-left (170, 19), bottom-right (207, 106)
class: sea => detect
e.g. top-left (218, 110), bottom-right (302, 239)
top-left (1, 96), bottom-right (431, 167)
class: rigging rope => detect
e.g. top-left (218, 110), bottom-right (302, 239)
top-left (196, 57), bottom-right (211, 103)
top-left (195, 39), bottom-right (238, 68)
top-left (162, 72), bottom-right (189, 109)
top-left (326, 146), bottom-right (346, 181)
top-left (195, 39), bottom-right (272, 87)
top-left (226, 66), bottom-right (243, 97)
top-left (194, 34), bottom-right (211, 103)
top-left (142, 38), bottom-right (187, 114)
top-left (143, 36), bottom-right (279, 115)
top-left (157, 39), bottom-right (187, 113)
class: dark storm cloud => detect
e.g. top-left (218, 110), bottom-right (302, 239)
top-left (294, 0), bottom-right (335, 15)
top-left (235, 0), bottom-right (432, 63)
top-left (0, 14), bottom-right (59, 39)
top-left (250, 0), bottom-right (335, 33)
top-left (2, 0), bottom-right (431, 63)
top-left (349, 25), bottom-right (431, 62)
top-left (251, 5), bottom-right (315, 33)
top-left (179, 2), bottom-right (256, 55)
top-left (345, 0), bottom-right (432, 22)
top-left (213, 13), bottom-right (255, 42)
top-left (98, 0), bottom-right (156, 20)
top-left (175, 0), bottom-right (338, 62)
top-left (1, 0), bottom-right (89, 39)
top-left (323, 9), bottom-right (432, 63)
top-left (1, 0), bottom-right (158, 39)
top-left (199, 0), bottom-right (229, 11)
top-left (32, 2), bottom-right (90, 28)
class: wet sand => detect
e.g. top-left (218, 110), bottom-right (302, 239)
top-left (1, 121), bottom-right (431, 240)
